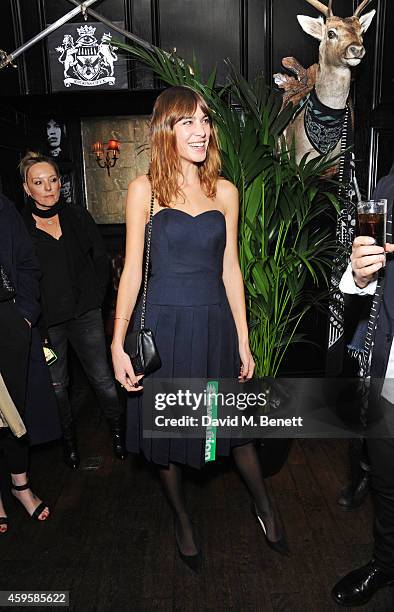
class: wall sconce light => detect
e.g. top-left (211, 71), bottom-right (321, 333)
top-left (92, 139), bottom-right (120, 176)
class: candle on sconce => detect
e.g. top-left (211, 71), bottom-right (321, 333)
top-left (92, 141), bottom-right (104, 155)
top-left (107, 139), bottom-right (120, 152)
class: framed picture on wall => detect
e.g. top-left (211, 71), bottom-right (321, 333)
top-left (59, 167), bottom-right (75, 204)
top-left (40, 117), bottom-right (71, 162)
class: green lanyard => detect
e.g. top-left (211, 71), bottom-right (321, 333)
top-left (204, 380), bottom-right (218, 463)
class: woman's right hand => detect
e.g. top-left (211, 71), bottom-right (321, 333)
top-left (351, 236), bottom-right (386, 289)
top-left (111, 345), bottom-right (144, 392)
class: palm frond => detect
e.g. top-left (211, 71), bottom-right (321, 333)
top-left (116, 36), bottom-right (341, 377)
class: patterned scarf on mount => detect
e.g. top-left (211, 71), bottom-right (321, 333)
top-left (304, 87), bottom-right (347, 155)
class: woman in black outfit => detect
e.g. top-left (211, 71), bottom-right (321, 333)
top-left (20, 152), bottom-right (126, 468)
top-left (0, 193), bottom-right (50, 533)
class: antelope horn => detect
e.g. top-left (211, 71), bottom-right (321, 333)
top-left (305, 0), bottom-right (333, 17)
top-left (354, 0), bottom-right (372, 17)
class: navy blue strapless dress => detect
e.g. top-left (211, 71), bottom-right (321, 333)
top-left (126, 208), bottom-right (247, 468)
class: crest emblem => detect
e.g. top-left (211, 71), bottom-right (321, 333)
top-left (55, 25), bottom-right (118, 87)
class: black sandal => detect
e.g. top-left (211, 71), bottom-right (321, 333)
top-left (11, 482), bottom-right (49, 521)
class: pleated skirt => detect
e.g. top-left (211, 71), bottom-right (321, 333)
top-left (126, 298), bottom-right (250, 468)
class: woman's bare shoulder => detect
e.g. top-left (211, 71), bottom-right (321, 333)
top-left (127, 174), bottom-right (151, 197)
top-left (216, 178), bottom-right (239, 213)
top-left (126, 175), bottom-right (152, 216)
top-left (216, 178), bottom-right (238, 198)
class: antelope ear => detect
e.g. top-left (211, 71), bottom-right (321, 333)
top-left (297, 15), bottom-right (324, 41)
top-left (359, 9), bottom-right (376, 33)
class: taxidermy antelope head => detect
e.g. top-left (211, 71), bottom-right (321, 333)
top-left (299, 0), bottom-right (376, 72)
top-left (278, 0), bottom-right (376, 165)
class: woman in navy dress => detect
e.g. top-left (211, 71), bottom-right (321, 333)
top-left (112, 86), bottom-right (288, 568)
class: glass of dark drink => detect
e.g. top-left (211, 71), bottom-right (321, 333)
top-left (357, 200), bottom-right (387, 247)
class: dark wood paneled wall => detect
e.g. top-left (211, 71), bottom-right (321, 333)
top-left (0, 104), bottom-right (27, 206)
top-left (0, 1), bottom-right (391, 199)
top-left (360, 0), bottom-right (393, 196)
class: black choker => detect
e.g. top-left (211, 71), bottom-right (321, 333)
top-left (29, 197), bottom-right (63, 219)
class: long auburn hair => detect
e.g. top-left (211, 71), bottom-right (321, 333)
top-left (149, 86), bottom-right (221, 207)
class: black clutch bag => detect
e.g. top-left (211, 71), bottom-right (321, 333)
top-left (124, 328), bottom-right (161, 376)
top-left (124, 189), bottom-right (162, 376)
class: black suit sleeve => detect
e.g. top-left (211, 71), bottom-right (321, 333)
top-left (372, 176), bottom-right (394, 203)
top-left (11, 204), bottom-right (41, 325)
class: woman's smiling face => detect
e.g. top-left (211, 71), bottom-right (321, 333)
top-left (173, 104), bottom-right (211, 164)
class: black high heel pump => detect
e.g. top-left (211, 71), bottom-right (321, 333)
top-left (252, 503), bottom-right (290, 557)
top-left (174, 519), bottom-right (202, 573)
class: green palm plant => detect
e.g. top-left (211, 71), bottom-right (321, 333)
top-left (116, 40), bottom-right (340, 376)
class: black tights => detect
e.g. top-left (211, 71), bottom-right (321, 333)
top-left (0, 430), bottom-right (29, 474)
top-left (158, 441), bottom-right (281, 555)
top-left (158, 461), bottom-right (197, 555)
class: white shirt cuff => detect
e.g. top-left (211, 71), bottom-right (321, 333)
top-left (339, 263), bottom-right (377, 296)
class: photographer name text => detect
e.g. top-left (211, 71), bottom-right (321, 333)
top-left (154, 415), bottom-right (303, 428)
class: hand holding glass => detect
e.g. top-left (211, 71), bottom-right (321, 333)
top-left (357, 200), bottom-right (387, 247)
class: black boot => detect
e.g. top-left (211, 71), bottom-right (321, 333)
top-left (337, 470), bottom-right (370, 511)
top-left (62, 423), bottom-right (80, 469)
top-left (108, 417), bottom-right (127, 460)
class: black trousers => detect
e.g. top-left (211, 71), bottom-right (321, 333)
top-left (0, 301), bottom-right (30, 478)
top-left (0, 300), bottom-right (31, 414)
top-left (47, 308), bottom-right (122, 431)
top-left (347, 438), bottom-right (370, 481)
top-left (0, 429), bottom-right (29, 474)
top-left (367, 429), bottom-right (394, 572)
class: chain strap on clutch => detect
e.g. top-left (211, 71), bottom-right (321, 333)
top-left (123, 189), bottom-right (162, 377)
